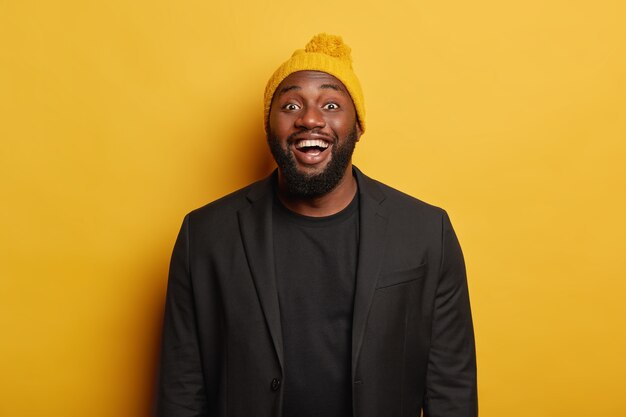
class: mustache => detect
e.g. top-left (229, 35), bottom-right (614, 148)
top-left (287, 128), bottom-right (336, 143)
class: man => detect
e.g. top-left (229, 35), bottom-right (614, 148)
top-left (156, 33), bottom-right (477, 417)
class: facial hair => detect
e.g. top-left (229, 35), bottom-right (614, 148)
top-left (267, 126), bottom-right (358, 198)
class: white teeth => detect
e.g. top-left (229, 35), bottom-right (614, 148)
top-left (295, 139), bottom-right (329, 149)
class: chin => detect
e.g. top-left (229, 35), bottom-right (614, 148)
top-left (295, 161), bottom-right (332, 177)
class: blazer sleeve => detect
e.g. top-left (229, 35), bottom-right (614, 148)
top-left (156, 215), bottom-right (209, 417)
top-left (423, 212), bottom-right (478, 417)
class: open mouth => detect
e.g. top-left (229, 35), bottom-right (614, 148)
top-left (294, 139), bottom-right (330, 156)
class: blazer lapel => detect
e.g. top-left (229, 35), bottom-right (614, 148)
top-left (351, 167), bottom-right (389, 378)
top-left (237, 174), bottom-right (284, 371)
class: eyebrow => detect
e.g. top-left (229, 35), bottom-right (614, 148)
top-left (277, 85), bottom-right (301, 96)
top-left (320, 83), bottom-right (345, 92)
top-left (276, 83), bottom-right (347, 97)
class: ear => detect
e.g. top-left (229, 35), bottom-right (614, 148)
top-left (355, 121), bottom-right (363, 142)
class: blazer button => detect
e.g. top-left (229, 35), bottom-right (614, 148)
top-left (270, 378), bottom-right (281, 391)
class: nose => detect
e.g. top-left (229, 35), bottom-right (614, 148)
top-left (295, 105), bottom-right (325, 130)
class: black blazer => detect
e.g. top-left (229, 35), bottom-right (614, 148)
top-left (156, 167), bottom-right (477, 417)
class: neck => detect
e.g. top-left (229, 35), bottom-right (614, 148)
top-left (276, 164), bottom-right (357, 217)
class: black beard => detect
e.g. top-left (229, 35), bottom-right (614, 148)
top-left (267, 127), bottom-right (358, 198)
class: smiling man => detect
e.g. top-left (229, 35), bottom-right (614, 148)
top-left (156, 34), bottom-right (478, 417)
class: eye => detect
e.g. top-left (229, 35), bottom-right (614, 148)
top-left (283, 103), bottom-right (300, 111)
top-left (323, 102), bottom-right (340, 110)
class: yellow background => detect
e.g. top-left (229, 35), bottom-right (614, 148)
top-left (1, 0), bottom-right (625, 416)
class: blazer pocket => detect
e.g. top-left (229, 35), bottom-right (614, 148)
top-left (376, 263), bottom-right (428, 289)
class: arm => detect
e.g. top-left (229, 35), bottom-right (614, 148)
top-left (156, 215), bottom-right (209, 417)
top-left (423, 212), bottom-right (478, 417)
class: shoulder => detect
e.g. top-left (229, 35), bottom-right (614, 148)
top-left (355, 167), bottom-right (447, 221)
top-left (185, 173), bottom-right (273, 226)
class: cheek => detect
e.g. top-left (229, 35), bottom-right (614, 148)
top-left (329, 112), bottom-right (356, 135)
top-left (269, 111), bottom-right (292, 136)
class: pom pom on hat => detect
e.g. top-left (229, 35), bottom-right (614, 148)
top-left (264, 33), bottom-right (365, 132)
top-left (303, 33), bottom-right (352, 63)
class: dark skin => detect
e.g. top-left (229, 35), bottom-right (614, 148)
top-left (268, 70), bottom-right (363, 217)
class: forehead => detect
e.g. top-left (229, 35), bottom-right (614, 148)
top-left (275, 70), bottom-right (350, 96)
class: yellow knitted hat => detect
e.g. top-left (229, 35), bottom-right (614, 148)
top-left (264, 33), bottom-right (365, 132)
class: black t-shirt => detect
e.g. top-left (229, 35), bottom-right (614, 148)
top-left (273, 191), bottom-right (359, 417)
